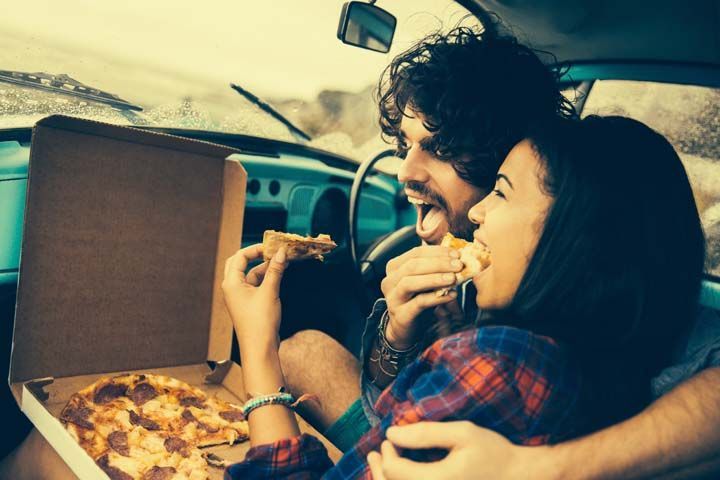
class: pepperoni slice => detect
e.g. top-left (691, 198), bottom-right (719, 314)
top-left (128, 410), bottom-right (160, 431)
top-left (219, 410), bottom-right (245, 422)
top-left (179, 396), bottom-right (205, 408)
top-left (127, 382), bottom-right (158, 406)
top-left (181, 409), bottom-right (197, 422)
top-left (96, 454), bottom-right (133, 480)
top-left (107, 431), bottom-right (130, 457)
top-left (164, 436), bottom-right (189, 457)
top-left (93, 383), bottom-right (127, 404)
top-left (60, 397), bottom-right (94, 430)
top-left (198, 421), bottom-right (219, 433)
top-left (143, 466), bottom-right (177, 480)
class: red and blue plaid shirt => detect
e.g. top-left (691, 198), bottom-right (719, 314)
top-left (225, 326), bottom-right (585, 479)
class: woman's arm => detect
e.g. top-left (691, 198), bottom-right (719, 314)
top-left (222, 245), bottom-right (300, 445)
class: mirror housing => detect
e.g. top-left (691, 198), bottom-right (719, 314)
top-left (337, 2), bottom-right (396, 53)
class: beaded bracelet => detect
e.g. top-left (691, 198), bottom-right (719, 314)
top-left (241, 391), bottom-right (296, 418)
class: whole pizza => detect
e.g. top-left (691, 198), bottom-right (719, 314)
top-left (59, 373), bottom-right (248, 480)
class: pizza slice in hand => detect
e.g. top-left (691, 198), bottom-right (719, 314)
top-left (262, 230), bottom-right (337, 262)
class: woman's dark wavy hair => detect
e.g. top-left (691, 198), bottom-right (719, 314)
top-left (506, 116), bottom-right (705, 429)
top-left (377, 26), bottom-right (575, 191)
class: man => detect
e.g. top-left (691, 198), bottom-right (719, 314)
top-left (281, 26), bottom-right (575, 447)
top-left (280, 26), bottom-right (720, 478)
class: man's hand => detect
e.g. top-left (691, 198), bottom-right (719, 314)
top-left (222, 244), bottom-right (287, 353)
top-left (366, 422), bottom-right (540, 480)
top-left (381, 246), bottom-right (463, 348)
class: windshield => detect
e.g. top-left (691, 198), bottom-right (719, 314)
top-left (0, 1), bottom-right (478, 159)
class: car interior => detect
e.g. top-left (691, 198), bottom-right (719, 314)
top-left (1, 0), bottom-right (719, 470)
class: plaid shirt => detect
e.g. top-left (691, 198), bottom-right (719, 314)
top-left (225, 326), bottom-right (584, 479)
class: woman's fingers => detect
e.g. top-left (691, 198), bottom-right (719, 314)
top-left (245, 262), bottom-right (269, 286)
top-left (224, 244), bottom-right (264, 283)
top-left (260, 248), bottom-right (287, 293)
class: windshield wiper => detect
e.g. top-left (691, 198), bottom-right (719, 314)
top-left (0, 70), bottom-right (143, 112)
top-left (230, 82), bottom-right (311, 141)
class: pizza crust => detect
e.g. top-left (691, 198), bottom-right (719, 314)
top-left (262, 230), bottom-right (337, 262)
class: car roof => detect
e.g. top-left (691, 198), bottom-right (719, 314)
top-left (467, 0), bottom-right (720, 67)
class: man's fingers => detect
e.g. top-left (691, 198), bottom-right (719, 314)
top-left (261, 247), bottom-right (287, 293)
top-left (386, 421), bottom-right (473, 449)
top-left (379, 440), bottom-right (448, 480)
top-left (399, 289), bottom-right (457, 317)
top-left (386, 246), bottom-right (458, 274)
top-left (393, 257), bottom-right (464, 279)
top-left (394, 274), bottom-right (458, 301)
top-left (246, 262), bottom-right (269, 286)
top-left (366, 451), bottom-right (386, 480)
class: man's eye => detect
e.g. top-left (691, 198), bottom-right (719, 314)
top-left (493, 188), bottom-right (506, 199)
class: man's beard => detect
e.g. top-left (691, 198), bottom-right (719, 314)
top-left (446, 197), bottom-right (478, 241)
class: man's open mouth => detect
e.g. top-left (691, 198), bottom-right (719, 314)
top-left (408, 195), bottom-right (446, 242)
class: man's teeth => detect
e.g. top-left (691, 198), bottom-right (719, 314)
top-left (408, 197), bottom-right (429, 206)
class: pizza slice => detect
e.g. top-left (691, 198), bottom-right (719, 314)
top-left (262, 230), bottom-right (337, 262)
top-left (60, 373), bottom-right (249, 480)
top-left (436, 232), bottom-right (491, 296)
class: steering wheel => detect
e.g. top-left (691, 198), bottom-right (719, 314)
top-left (348, 149), bottom-right (420, 298)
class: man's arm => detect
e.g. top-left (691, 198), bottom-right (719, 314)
top-left (369, 367), bottom-right (720, 480)
top-left (544, 367), bottom-right (720, 479)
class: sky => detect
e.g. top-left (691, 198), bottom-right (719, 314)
top-left (0, 0), bottom-right (477, 103)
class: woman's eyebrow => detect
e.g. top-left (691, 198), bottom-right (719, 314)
top-left (497, 173), bottom-right (514, 189)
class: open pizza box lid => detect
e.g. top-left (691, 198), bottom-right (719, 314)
top-left (8, 115), bottom-right (339, 479)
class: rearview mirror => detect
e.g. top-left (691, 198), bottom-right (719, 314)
top-left (337, 2), bottom-right (396, 53)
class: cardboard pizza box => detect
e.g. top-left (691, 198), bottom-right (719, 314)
top-left (8, 115), bottom-right (341, 479)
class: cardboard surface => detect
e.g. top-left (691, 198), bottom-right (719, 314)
top-left (10, 116), bottom-right (242, 386)
top-left (8, 116), bottom-right (341, 479)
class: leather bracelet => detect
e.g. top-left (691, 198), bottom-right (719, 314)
top-left (378, 310), bottom-right (419, 355)
top-left (368, 311), bottom-right (420, 386)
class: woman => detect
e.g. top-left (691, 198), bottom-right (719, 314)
top-left (221, 115), bottom-right (705, 478)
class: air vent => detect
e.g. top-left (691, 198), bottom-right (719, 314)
top-left (289, 186), bottom-right (317, 216)
top-left (359, 196), bottom-right (393, 220)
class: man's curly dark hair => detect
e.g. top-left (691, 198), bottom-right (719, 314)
top-left (377, 26), bottom-right (576, 190)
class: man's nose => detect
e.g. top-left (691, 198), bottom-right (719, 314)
top-left (397, 147), bottom-right (430, 184)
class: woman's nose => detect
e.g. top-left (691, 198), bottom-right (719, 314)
top-left (397, 146), bottom-right (429, 184)
top-left (468, 199), bottom-right (486, 225)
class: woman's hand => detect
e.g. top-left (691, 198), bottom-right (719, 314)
top-left (367, 421), bottom-right (541, 480)
top-left (222, 244), bottom-right (287, 352)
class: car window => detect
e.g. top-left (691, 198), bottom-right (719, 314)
top-left (0, 0), bottom-right (479, 162)
top-left (582, 80), bottom-right (720, 276)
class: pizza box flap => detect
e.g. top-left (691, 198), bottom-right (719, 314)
top-left (9, 115), bottom-right (245, 398)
